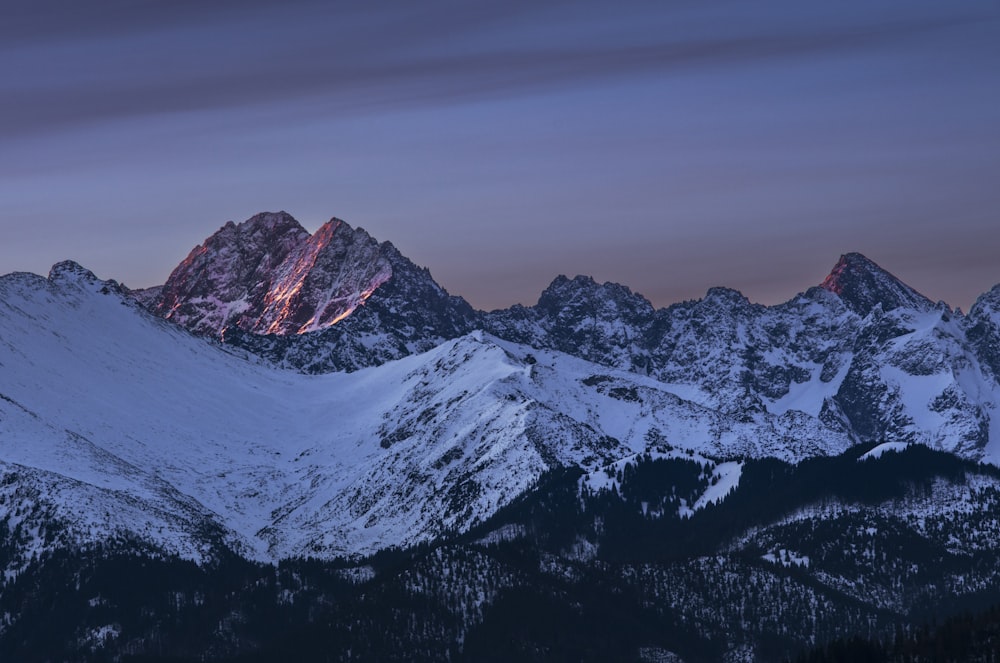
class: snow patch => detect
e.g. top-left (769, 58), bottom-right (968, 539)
top-left (859, 442), bottom-right (911, 461)
top-left (692, 461), bottom-right (743, 511)
top-left (761, 549), bottom-right (810, 568)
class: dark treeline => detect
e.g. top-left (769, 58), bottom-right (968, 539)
top-left (792, 604), bottom-right (1000, 663)
top-left (2, 444), bottom-right (1000, 662)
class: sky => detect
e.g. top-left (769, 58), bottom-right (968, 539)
top-left (2, 0), bottom-right (999, 312)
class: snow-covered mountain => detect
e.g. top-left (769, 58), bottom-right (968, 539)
top-left (5, 212), bottom-right (1000, 573)
top-left (1, 260), bottom-right (854, 576)
top-left (7, 213), bottom-right (1000, 661)
top-left (1, 263), bottom-right (578, 566)
top-left (517, 273), bottom-right (991, 459)
top-left (136, 213), bottom-right (1000, 465)
top-left (484, 253), bottom-right (1000, 461)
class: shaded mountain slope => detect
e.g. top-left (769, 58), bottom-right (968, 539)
top-left (2, 261), bottom-right (851, 576)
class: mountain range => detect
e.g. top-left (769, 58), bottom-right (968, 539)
top-left (3, 210), bottom-right (1000, 661)
top-left (137, 211), bottom-right (1000, 462)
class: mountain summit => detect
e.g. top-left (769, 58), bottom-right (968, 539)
top-left (819, 252), bottom-right (933, 315)
top-left (151, 212), bottom-right (401, 336)
top-left (139, 211), bottom-right (478, 372)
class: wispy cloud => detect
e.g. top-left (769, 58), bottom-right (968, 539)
top-left (3, 1), bottom-right (998, 310)
top-left (2, 1), bottom-right (989, 139)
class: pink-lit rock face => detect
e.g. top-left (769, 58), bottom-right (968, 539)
top-left (818, 255), bottom-right (851, 297)
top-left (819, 252), bottom-right (933, 316)
top-left (151, 212), bottom-right (393, 337)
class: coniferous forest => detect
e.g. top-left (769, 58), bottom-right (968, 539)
top-left (3, 444), bottom-right (1000, 662)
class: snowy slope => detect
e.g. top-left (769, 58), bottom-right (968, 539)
top-left (1, 265), bottom-right (547, 563)
top-left (1, 261), bottom-right (849, 570)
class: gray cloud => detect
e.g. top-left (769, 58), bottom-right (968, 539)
top-left (3, 1), bottom-right (998, 312)
top-left (1, 1), bottom-right (988, 140)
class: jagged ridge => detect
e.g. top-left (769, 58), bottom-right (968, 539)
top-left (149, 212), bottom-right (402, 336)
top-left (9, 265), bottom-right (849, 571)
top-left (135, 216), bottom-right (1000, 463)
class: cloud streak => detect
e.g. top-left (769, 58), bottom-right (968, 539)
top-left (2, 1), bottom-right (998, 312)
top-left (2, 1), bottom-right (988, 140)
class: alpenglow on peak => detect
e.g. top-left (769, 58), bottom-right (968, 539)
top-left (148, 212), bottom-right (395, 336)
top-left (819, 252), bottom-right (933, 316)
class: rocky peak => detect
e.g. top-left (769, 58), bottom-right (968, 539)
top-left (48, 260), bottom-right (99, 285)
top-left (228, 210), bottom-right (306, 239)
top-left (819, 252), bottom-right (932, 316)
top-left (255, 217), bottom-right (393, 335)
top-left (700, 286), bottom-right (754, 310)
top-left (220, 232), bottom-right (478, 374)
top-left (147, 213), bottom-right (399, 337)
top-left (47, 260), bottom-right (133, 298)
top-left (198, 212), bottom-right (310, 271)
top-left (966, 284), bottom-right (1000, 383)
top-left (536, 274), bottom-right (655, 321)
top-left (969, 284), bottom-right (1000, 323)
top-left (152, 212), bottom-right (309, 334)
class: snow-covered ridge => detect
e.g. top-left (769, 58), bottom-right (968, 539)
top-left (135, 214), bottom-right (1000, 469)
top-left (485, 257), bottom-right (1000, 465)
top-left (0, 267), bottom-right (544, 563)
top-left (1, 264), bottom-right (850, 569)
top-left (6, 216), bottom-right (1000, 571)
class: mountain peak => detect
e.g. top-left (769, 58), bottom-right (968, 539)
top-left (819, 252), bottom-right (932, 315)
top-left (238, 210), bottom-right (303, 233)
top-left (541, 274), bottom-right (596, 293)
top-left (143, 212), bottom-right (473, 341)
top-left (209, 211), bottom-right (308, 251)
top-left (48, 260), bottom-right (99, 285)
top-left (703, 286), bottom-right (750, 306)
top-left (536, 274), bottom-right (653, 316)
top-left (968, 283), bottom-right (1000, 327)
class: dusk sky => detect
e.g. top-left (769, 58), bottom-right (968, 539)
top-left (3, 0), bottom-right (999, 311)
